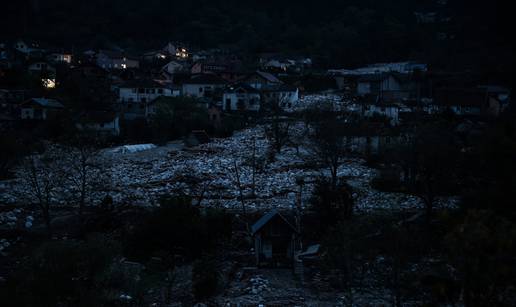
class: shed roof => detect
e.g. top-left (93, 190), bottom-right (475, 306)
top-left (251, 209), bottom-right (297, 235)
top-left (22, 98), bottom-right (64, 109)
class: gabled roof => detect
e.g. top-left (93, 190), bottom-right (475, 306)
top-left (357, 74), bottom-right (385, 82)
top-left (260, 84), bottom-right (298, 93)
top-left (254, 71), bottom-right (282, 83)
top-left (224, 82), bottom-right (260, 94)
top-left (251, 209), bottom-right (297, 235)
top-left (119, 79), bottom-right (166, 89)
top-left (183, 73), bottom-right (227, 85)
top-left (98, 50), bottom-right (139, 61)
top-left (21, 98), bottom-right (64, 109)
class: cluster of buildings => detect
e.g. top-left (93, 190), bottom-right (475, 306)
top-left (329, 61), bottom-right (511, 126)
top-left (0, 38), bottom-right (512, 140)
top-left (0, 39), bottom-right (305, 136)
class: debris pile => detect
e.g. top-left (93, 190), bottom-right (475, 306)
top-left (1, 124), bottom-right (458, 213)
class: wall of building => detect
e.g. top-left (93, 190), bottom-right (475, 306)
top-left (119, 87), bottom-right (174, 103)
top-left (222, 92), bottom-right (261, 111)
top-left (182, 84), bottom-right (224, 98)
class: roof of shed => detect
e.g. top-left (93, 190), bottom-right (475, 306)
top-left (251, 209), bottom-right (297, 235)
top-left (22, 98), bottom-right (64, 108)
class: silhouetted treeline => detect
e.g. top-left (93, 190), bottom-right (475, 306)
top-left (1, 1), bottom-right (514, 74)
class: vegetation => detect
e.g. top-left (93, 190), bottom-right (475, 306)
top-left (2, 1), bottom-right (513, 79)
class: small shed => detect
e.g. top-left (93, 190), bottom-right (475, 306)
top-left (19, 98), bottom-right (64, 120)
top-left (251, 209), bottom-right (299, 267)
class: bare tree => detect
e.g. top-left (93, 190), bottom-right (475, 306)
top-left (63, 139), bottom-right (108, 216)
top-left (20, 148), bottom-right (66, 235)
top-left (310, 112), bottom-right (352, 190)
top-left (384, 121), bottom-right (459, 219)
top-left (231, 159), bottom-right (247, 215)
top-left (264, 119), bottom-right (291, 157)
top-left (264, 99), bottom-right (292, 159)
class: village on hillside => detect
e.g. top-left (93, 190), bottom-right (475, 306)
top-left (1, 26), bottom-right (515, 307)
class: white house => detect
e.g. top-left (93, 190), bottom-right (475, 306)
top-left (222, 83), bottom-right (261, 112)
top-left (20, 98), bottom-right (64, 120)
top-left (182, 74), bottom-right (227, 98)
top-left (118, 80), bottom-right (179, 104)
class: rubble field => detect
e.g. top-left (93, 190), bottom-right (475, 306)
top-left (0, 124), bottom-right (458, 213)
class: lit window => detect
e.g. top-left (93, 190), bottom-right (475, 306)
top-left (42, 79), bottom-right (56, 89)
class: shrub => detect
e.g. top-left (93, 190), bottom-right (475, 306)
top-left (192, 255), bottom-right (220, 301)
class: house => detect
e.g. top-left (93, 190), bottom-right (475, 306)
top-left (162, 42), bottom-right (178, 56)
top-left (182, 74), bottom-right (227, 98)
top-left (363, 103), bottom-right (401, 125)
top-left (260, 84), bottom-right (300, 111)
top-left (260, 54), bottom-right (312, 73)
top-left (478, 85), bottom-right (511, 116)
top-left (1, 89), bottom-right (26, 116)
top-left (19, 98), bottom-right (64, 120)
top-left (242, 71), bottom-right (282, 90)
top-left (329, 61), bottom-right (428, 76)
top-left (118, 80), bottom-right (179, 104)
top-left (331, 62), bottom-right (427, 93)
top-left (76, 111), bottom-right (121, 136)
top-left (191, 59), bottom-right (243, 82)
top-left (434, 86), bottom-right (511, 117)
top-left (252, 209), bottom-right (299, 267)
top-left (355, 72), bottom-right (420, 103)
top-left (96, 50), bottom-right (140, 70)
top-left (27, 61), bottom-right (57, 89)
top-left (340, 122), bottom-right (405, 155)
top-left (13, 39), bottom-right (44, 57)
top-left (161, 60), bottom-right (186, 75)
top-left (27, 61), bottom-right (56, 75)
top-left (222, 83), bottom-right (261, 112)
top-left (118, 81), bottom-right (178, 119)
top-left (142, 50), bottom-right (167, 62)
top-left (0, 89), bottom-right (26, 104)
top-left (47, 52), bottom-right (73, 64)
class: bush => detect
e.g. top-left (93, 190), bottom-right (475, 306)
top-left (3, 234), bottom-right (122, 307)
top-left (370, 170), bottom-right (402, 192)
top-left (309, 177), bottom-right (354, 232)
top-left (192, 255), bottom-right (220, 301)
top-left (125, 196), bottom-right (232, 261)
